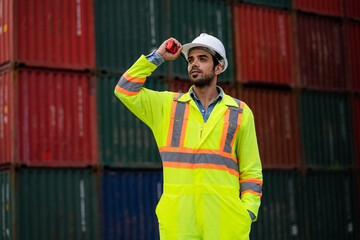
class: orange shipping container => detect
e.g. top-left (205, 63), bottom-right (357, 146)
top-left (240, 87), bottom-right (301, 169)
top-left (0, 0), bottom-right (95, 69)
top-left (233, 4), bottom-right (295, 86)
top-left (0, 66), bottom-right (98, 167)
top-left (297, 13), bottom-right (346, 91)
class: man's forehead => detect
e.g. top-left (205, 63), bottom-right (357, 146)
top-left (188, 48), bottom-right (213, 58)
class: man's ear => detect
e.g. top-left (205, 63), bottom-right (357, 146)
top-left (215, 64), bottom-right (223, 75)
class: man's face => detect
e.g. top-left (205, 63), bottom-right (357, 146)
top-left (187, 48), bottom-right (217, 87)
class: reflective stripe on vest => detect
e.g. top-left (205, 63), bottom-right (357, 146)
top-left (160, 95), bottom-right (244, 178)
top-left (115, 72), bottom-right (146, 96)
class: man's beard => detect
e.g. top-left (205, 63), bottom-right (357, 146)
top-left (189, 69), bottom-right (216, 88)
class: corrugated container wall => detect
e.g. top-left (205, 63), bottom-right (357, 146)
top-left (300, 91), bottom-right (354, 169)
top-left (168, 0), bottom-right (234, 83)
top-left (353, 96), bottom-right (360, 168)
top-left (250, 171), bottom-right (303, 240)
top-left (0, 0), bottom-right (11, 66)
top-left (303, 171), bottom-right (359, 240)
top-left (240, 87), bottom-right (301, 169)
top-left (94, 0), bottom-right (168, 76)
top-left (297, 13), bottom-right (347, 91)
top-left (293, 0), bottom-right (344, 16)
top-left (0, 67), bottom-right (98, 167)
top-left (15, 168), bottom-right (99, 240)
top-left (0, 0), bottom-right (95, 69)
top-left (345, 0), bottom-right (360, 20)
top-left (233, 4), bottom-right (295, 86)
top-left (0, 170), bottom-right (14, 240)
top-left (238, 0), bottom-right (291, 9)
top-left (348, 21), bottom-right (360, 92)
top-left (0, 67), bottom-right (13, 164)
top-left (98, 75), bottom-right (167, 168)
top-left (100, 170), bottom-right (162, 240)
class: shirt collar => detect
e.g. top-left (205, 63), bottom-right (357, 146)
top-left (190, 86), bottom-right (223, 104)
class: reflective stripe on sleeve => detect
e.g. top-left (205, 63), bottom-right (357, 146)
top-left (115, 72), bottom-right (146, 96)
top-left (240, 178), bottom-right (263, 197)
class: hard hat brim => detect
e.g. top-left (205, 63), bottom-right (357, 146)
top-left (182, 43), bottom-right (228, 73)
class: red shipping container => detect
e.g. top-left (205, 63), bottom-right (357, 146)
top-left (345, 0), bottom-right (360, 20)
top-left (233, 4), bottom-right (295, 86)
top-left (353, 96), bottom-right (360, 168)
top-left (0, 67), bottom-right (98, 167)
top-left (348, 22), bottom-right (360, 92)
top-left (0, 0), bottom-right (95, 69)
top-left (297, 13), bottom-right (346, 91)
top-left (293, 0), bottom-right (344, 17)
top-left (239, 87), bottom-right (301, 169)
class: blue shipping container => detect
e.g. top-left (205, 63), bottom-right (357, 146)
top-left (100, 170), bottom-right (163, 240)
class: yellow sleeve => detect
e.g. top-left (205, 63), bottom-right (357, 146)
top-left (237, 104), bottom-right (263, 221)
top-left (114, 55), bottom-right (173, 143)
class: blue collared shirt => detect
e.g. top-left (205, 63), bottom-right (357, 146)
top-left (190, 86), bottom-right (223, 123)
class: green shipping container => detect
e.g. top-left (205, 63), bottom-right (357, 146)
top-left (168, 0), bottom-right (234, 82)
top-left (98, 75), bottom-right (167, 168)
top-left (94, 0), bottom-right (168, 76)
top-left (300, 91), bottom-right (354, 169)
top-left (303, 171), bottom-right (359, 240)
top-left (251, 171), bottom-right (303, 240)
top-left (0, 168), bottom-right (99, 240)
top-left (239, 0), bottom-right (292, 9)
top-left (0, 171), bottom-right (14, 240)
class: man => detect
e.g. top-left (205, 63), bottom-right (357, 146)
top-left (114, 33), bottom-right (262, 240)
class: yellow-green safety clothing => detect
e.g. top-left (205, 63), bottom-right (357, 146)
top-left (114, 55), bottom-right (263, 240)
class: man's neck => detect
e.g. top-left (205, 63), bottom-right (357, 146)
top-left (192, 82), bottom-right (219, 110)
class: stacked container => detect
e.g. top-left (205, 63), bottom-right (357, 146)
top-left (0, 0), bottom-right (100, 239)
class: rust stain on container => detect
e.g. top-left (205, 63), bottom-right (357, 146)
top-left (297, 13), bottom-right (346, 91)
top-left (294, 0), bottom-right (344, 17)
top-left (0, 0), bottom-right (95, 69)
top-left (0, 67), bottom-right (98, 167)
top-left (233, 4), bottom-right (295, 86)
top-left (240, 87), bottom-right (301, 169)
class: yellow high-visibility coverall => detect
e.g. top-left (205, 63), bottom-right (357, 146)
top-left (114, 55), bottom-right (263, 240)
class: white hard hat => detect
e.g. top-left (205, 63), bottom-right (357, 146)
top-left (182, 33), bottom-right (228, 73)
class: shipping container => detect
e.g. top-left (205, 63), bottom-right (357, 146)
top-left (233, 4), bottom-right (295, 85)
top-left (293, 0), bottom-right (344, 17)
top-left (250, 170), bottom-right (303, 240)
top-left (0, 170), bottom-right (14, 240)
top-left (98, 74), bottom-right (167, 168)
top-left (0, 67), bottom-right (98, 167)
top-left (297, 13), bottom-right (347, 91)
top-left (94, 0), bottom-right (168, 76)
top-left (238, 0), bottom-right (291, 9)
top-left (168, 0), bottom-right (235, 83)
top-left (100, 169), bottom-right (162, 240)
top-left (348, 21), bottom-right (360, 92)
top-left (0, 0), bottom-right (95, 69)
top-left (240, 87), bottom-right (301, 169)
top-left (303, 171), bottom-right (359, 240)
top-left (345, 0), bottom-right (360, 20)
top-left (300, 91), bottom-right (354, 169)
top-left (353, 96), bottom-right (360, 168)
top-left (169, 79), bottom-right (237, 97)
top-left (0, 168), bottom-right (99, 240)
